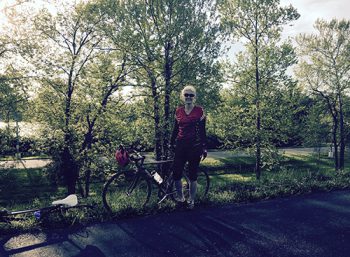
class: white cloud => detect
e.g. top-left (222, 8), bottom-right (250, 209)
top-left (281, 0), bottom-right (350, 38)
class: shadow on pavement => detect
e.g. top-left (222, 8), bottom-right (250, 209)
top-left (2, 190), bottom-right (350, 257)
top-left (0, 228), bottom-right (105, 257)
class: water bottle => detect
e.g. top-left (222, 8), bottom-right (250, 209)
top-left (151, 171), bottom-right (163, 184)
top-left (34, 210), bottom-right (41, 220)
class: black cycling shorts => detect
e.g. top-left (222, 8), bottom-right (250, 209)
top-left (172, 140), bottom-right (202, 181)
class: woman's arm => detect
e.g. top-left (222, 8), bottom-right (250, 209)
top-left (170, 119), bottom-right (179, 146)
top-left (199, 116), bottom-right (207, 149)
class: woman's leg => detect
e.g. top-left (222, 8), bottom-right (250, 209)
top-left (189, 180), bottom-right (197, 202)
top-left (173, 143), bottom-right (187, 200)
top-left (187, 147), bottom-right (202, 204)
top-left (174, 180), bottom-right (184, 201)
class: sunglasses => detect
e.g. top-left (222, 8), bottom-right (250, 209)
top-left (184, 93), bottom-right (195, 98)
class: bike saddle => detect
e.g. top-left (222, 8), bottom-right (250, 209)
top-left (52, 194), bottom-right (78, 207)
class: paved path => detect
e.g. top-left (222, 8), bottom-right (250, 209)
top-left (1, 190), bottom-right (350, 257)
top-left (0, 159), bottom-right (52, 169)
top-left (0, 147), bottom-right (331, 169)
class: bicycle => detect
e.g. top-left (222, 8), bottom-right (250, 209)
top-left (0, 194), bottom-right (95, 225)
top-left (102, 145), bottom-right (210, 214)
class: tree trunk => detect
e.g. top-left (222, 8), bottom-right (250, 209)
top-left (80, 125), bottom-right (94, 197)
top-left (83, 133), bottom-right (93, 197)
top-left (62, 69), bottom-right (78, 194)
top-left (163, 41), bottom-right (173, 160)
top-left (332, 114), bottom-right (339, 171)
top-left (338, 94), bottom-right (345, 170)
top-left (254, 28), bottom-right (261, 180)
top-left (150, 76), bottom-right (162, 161)
top-left (84, 168), bottom-right (91, 197)
top-left (61, 146), bottom-right (78, 194)
top-left (321, 93), bottom-right (339, 171)
top-left (79, 76), bottom-right (122, 196)
top-left (62, 127), bottom-right (79, 194)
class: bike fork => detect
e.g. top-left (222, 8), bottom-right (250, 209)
top-left (126, 175), bottom-right (140, 196)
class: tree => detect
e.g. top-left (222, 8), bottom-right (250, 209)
top-left (12, 1), bottom-right (130, 194)
top-left (213, 46), bottom-right (303, 171)
top-left (0, 30), bottom-right (29, 158)
top-left (101, 0), bottom-right (222, 161)
top-left (219, 0), bottom-right (299, 178)
top-left (296, 19), bottom-right (350, 171)
top-left (303, 98), bottom-right (330, 157)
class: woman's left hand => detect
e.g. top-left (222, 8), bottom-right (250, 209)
top-left (201, 149), bottom-right (207, 161)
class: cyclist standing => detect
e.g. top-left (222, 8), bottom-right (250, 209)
top-left (170, 85), bottom-right (207, 208)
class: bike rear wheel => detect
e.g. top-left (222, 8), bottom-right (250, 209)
top-left (102, 170), bottom-right (151, 214)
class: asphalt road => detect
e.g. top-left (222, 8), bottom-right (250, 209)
top-left (1, 190), bottom-right (350, 257)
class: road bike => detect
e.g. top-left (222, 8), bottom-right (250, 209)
top-left (0, 194), bottom-right (95, 225)
top-left (102, 145), bottom-right (210, 214)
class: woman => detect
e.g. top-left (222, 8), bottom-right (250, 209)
top-left (170, 85), bottom-right (207, 208)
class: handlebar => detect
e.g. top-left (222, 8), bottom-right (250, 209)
top-left (119, 144), bottom-right (145, 166)
top-left (129, 151), bottom-right (145, 166)
top-left (118, 144), bottom-right (175, 166)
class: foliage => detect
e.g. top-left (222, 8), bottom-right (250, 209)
top-left (0, 70), bottom-right (30, 158)
top-left (0, 129), bottom-right (41, 157)
top-left (212, 49), bottom-right (303, 170)
top-left (8, 1), bottom-right (134, 194)
top-left (296, 18), bottom-right (350, 170)
top-left (1, 0), bottom-right (348, 197)
top-left (302, 98), bottom-right (331, 148)
top-left (218, 0), bottom-right (300, 178)
top-left (100, 0), bottom-right (223, 160)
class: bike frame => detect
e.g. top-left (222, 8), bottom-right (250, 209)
top-left (130, 158), bottom-right (179, 204)
top-left (0, 195), bottom-right (93, 223)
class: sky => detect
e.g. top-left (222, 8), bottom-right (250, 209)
top-left (1, 0), bottom-right (350, 34)
top-left (280, 0), bottom-right (350, 39)
top-left (221, 0), bottom-right (350, 59)
top-left (1, 0), bottom-right (350, 63)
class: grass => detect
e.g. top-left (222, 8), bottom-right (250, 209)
top-left (0, 168), bottom-right (64, 207)
top-left (1, 151), bottom-right (349, 235)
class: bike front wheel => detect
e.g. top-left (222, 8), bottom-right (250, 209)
top-left (102, 170), bottom-right (151, 214)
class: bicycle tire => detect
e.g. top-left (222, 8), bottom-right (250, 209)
top-left (102, 170), bottom-right (151, 214)
top-left (193, 169), bottom-right (210, 199)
